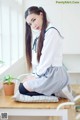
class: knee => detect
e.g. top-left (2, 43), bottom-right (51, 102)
top-left (19, 83), bottom-right (25, 94)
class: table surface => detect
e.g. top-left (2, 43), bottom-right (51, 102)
top-left (0, 85), bottom-right (80, 109)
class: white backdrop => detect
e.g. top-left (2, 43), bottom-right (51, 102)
top-left (24, 0), bottom-right (80, 54)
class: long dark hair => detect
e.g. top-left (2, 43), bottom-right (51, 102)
top-left (25, 6), bottom-right (47, 70)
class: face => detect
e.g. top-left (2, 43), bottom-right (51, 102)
top-left (26, 13), bottom-right (43, 31)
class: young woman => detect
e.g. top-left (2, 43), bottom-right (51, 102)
top-left (19, 6), bottom-right (74, 101)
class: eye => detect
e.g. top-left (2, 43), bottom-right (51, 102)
top-left (29, 18), bottom-right (36, 26)
top-left (32, 19), bottom-right (36, 22)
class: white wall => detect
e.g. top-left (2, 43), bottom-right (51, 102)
top-left (24, 0), bottom-right (80, 54)
top-left (0, 57), bottom-right (26, 78)
top-left (61, 4), bottom-right (80, 54)
top-left (0, 57), bottom-right (27, 89)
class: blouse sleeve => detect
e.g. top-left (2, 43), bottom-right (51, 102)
top-left (36, 29), bottom-right (61, 76)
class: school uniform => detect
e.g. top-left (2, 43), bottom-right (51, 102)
top-left (19, 23), bottom-right (73, 101)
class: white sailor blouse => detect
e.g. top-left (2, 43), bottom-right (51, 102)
top-left (32, 23), bottom-right (63, 77)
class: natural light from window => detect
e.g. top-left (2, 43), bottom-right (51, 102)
top-left (0, 0), bottom-right (24, 72)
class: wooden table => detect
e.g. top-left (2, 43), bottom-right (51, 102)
top-left (0, 85), bottom-right (80, 120)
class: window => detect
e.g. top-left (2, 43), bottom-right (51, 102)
top-left (0, 0), bottom-right (23, 69)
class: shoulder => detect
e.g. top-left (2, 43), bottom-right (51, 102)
top-left (45, 23), bottom-right (61, 38)
top-left (43, 23), bottom-right (63, 45)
